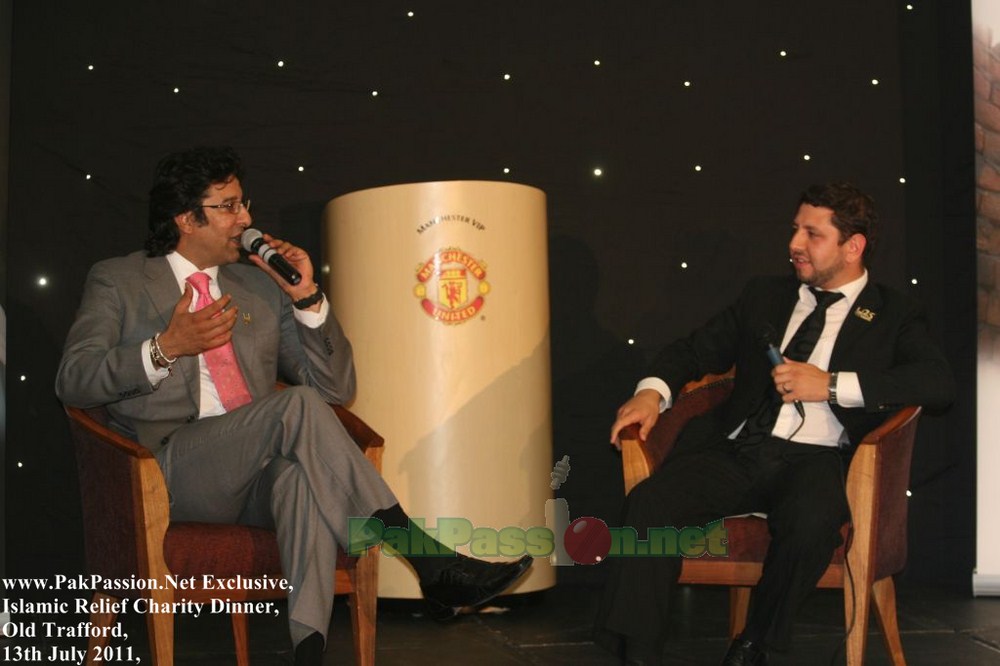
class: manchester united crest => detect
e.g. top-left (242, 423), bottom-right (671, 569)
top-left (414, 247), bottom-right (490, 324)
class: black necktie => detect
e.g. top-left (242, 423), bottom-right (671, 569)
top-left (782, 288), bottom-right (845, 362)
top-left (739, 288), bottom-right (845, 441)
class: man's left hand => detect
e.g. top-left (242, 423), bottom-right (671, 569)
top-left (247, 233), bottom-right (322, 309)
top-left (771, 358), bottom-right (831, 403)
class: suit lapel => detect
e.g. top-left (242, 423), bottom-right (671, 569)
top-left (830, 281), bottom-right (883, 368)
top-left (142, 255), bottom-right (201, 403)
top-left (143, 255), bottom-right (181, 327)
top-left (777, 280), bottom-right (801, 329)
top-left (766, 278), bottom-right (802, 341)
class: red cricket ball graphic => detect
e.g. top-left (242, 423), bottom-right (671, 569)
top-left (564, 516), bottom-right (612, 565)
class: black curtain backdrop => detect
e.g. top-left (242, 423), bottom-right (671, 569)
top-left (4, 1), bottom-right (975, 589)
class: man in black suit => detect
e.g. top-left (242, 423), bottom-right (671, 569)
top-left (596, 182), bottom-right (954, 665)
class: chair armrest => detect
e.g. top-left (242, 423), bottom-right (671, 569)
top-left (845, 405), bottom-right (921, 580)
top-left (65, 405), bottom-right (171, 584)
top-left (858, 405), bottom-right (921, 447)
top-left (620, 424), bottom-right (654, 495)
top-left (71, 405), bottom-right (155, 459)
top-left (331, 404), bottom-right (385, 473)
top-left (273, 383), bottom-right (386, 470)
top-left (619, 371), bottom-right (735, 494)
top-left (331, 404), bottom-right (385, 453)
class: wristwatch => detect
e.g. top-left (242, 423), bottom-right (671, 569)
top-left (293, 285), bottom-right (324, 310)
top-left (827, 372), bottom-right (839, 405)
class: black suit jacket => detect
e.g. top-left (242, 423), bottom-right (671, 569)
top-left (649, 275), bottom-right (954, 447)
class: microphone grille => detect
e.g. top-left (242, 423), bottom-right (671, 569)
top-left (240, 228), bottom-right (263, 252)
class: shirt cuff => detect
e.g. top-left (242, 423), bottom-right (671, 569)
top-left (293, 295), bottom-right (329, 328)
top-left (635, 377), bottom-right (673, 412)
top-left (141, 338), bottom-right (171, 386)
top-left (833, 371), bottom-right (864, 408)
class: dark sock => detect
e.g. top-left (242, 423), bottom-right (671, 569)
top-left (293, 631), bottom-right (323, 666)
top-left (371, 504), bottom-right (465, 581)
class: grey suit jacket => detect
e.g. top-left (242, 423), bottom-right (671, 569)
top-left (56, 251), bottom-right (355, 455)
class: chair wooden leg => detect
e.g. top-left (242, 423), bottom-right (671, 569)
top-left (728, 586), bottom-right (752, 639)
top-left (231, 612), bottom-right (250, 666)
top-left (349, 547), bottom-right (380, 666)
top-left (872, 577), bottom-right (906, 666)
top-left (144, 594), bottom-right (175, 666)
top-left (843, 563), bottom-right (872, 666)
top-left (85, 593), bottom-right (119, 665)
top-left (844, 452), bottom-right (879, 666)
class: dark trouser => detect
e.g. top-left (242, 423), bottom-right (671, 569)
top-left (595, 433), bottom-right (849, 652)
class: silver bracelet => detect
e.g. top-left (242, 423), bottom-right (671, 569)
top-left (151, 332), bottom-right (177, 370)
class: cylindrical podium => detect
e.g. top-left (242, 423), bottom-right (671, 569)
top-left (322, 181), bottom-right (555, 598)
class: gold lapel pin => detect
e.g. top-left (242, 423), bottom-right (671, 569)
top-left (854, 307), bottom-right (875, 322)
top-left (243, 312), bottom-right (252, 325)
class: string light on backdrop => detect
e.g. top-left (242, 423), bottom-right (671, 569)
top-left (6, 2), bottom-right (941, 589)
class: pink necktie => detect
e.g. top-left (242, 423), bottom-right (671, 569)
top-left (185, 272), bottom-right (253, 412)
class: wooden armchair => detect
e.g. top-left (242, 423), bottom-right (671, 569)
top-left (619, 372), bottom-right (919, 666)
top-left (65, 401), bottom-right (384, 666)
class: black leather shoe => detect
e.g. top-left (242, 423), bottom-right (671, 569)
top-left (720, 638), bottom-right (768, 666)
top-left (420, 554), bottom-right (533, 620)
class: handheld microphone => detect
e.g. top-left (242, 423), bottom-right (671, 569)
top-left (760, 324), bottom-right (805, 418)
top-left (241, 229), bottom-right (302, 286)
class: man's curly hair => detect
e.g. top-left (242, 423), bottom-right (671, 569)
top-left (145, 146), bottom-right (245, 257)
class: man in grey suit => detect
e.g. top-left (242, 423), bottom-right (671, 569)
top-left (56, 146), bottom-right (531, 665)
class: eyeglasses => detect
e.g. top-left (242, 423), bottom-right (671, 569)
top-left (201, 199), bottom-right (251, 215)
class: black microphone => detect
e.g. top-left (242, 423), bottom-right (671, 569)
top-left (241, 229), bottom-right (302, 286)
top-left (760, 324), bottom-right (805, 418)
